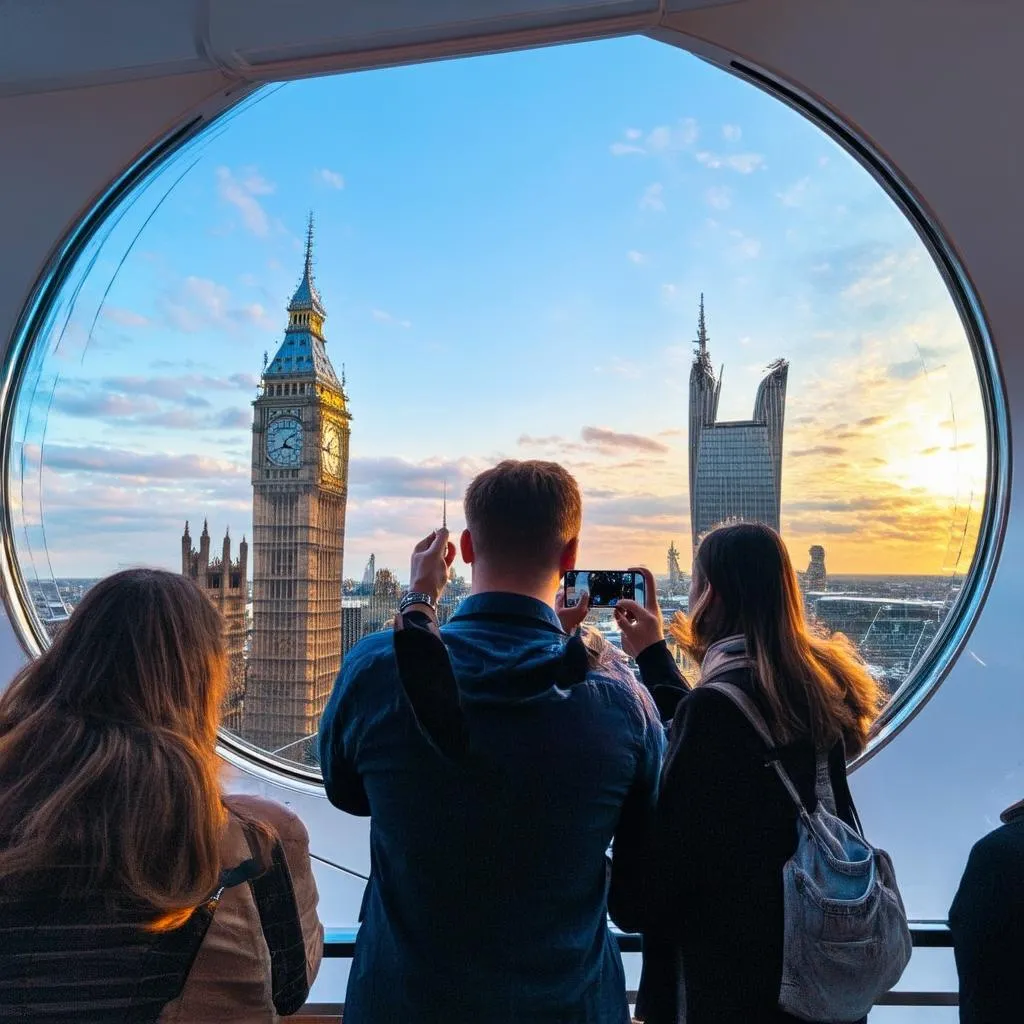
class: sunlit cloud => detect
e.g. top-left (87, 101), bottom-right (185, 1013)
top-left (722, 124), bottom-right (742, 142)
top-left (626, 250), bottom-right (647, 264)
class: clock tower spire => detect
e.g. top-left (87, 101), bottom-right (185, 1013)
top-left (244, 217), bottom-right (352, 759)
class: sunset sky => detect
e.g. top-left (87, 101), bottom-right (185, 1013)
top-left (13, 36), bottom-right (986, 584)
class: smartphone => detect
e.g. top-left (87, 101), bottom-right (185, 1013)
top-left (563, 570), bottom-right (646, 611)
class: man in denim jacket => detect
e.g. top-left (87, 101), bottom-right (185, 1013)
top-left (319, 460), bottom-right (665, 1024)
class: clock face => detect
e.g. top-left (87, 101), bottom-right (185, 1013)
top-left (321, 422), bottom-right (343, 478)
top-left (266, 416), bottom-right (303, 467)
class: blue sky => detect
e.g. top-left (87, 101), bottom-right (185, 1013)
top-left (14, 36), bottom-right (985, 582)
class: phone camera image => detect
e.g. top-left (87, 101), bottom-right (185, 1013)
top-left (564, 570), bottom-right (639, 610)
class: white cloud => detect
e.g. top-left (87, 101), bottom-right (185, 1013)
top-left (639, 182), bottom-right (665, 212)
top-left (722, 123), bottom-right (742, 142)
top-left (156, 276), bottom-right (273, 335)
top-left (696, 151), bottom-right (766, 173)
top-left (818, 154), bottom-right (830, 167)
top-left (661, 283), bottom-right (678, 298)
top-left (777, 176), bottom-right (811, 207)
top-left (609, 118), bottom-right (698, 157)
top-left (729, 229), bottom-right (762, 260)
top-left (647, 118), bottom-right (699, 152)
top-left (705, 185), bottom-right (732, 210)
top-left (160, 276), bottom-right (230, 332)
top-left (372, 308), bottom-right (412, 329)
top-left (841, 251), bottom-right (913, 302)
top-left (315, 167), bottom-right (345, 190)
top-left (626, 250), bottom-right (647, 265)
top-left (216, 166), bottom-right (275, 236)
top-left (102, 306), bottom-right (150, 329)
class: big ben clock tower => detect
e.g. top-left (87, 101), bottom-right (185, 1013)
top-left (243, 216), bottom-right (351, 758)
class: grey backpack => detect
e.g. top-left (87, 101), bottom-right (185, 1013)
top-left (705, 680), bottom-right (912, 1022)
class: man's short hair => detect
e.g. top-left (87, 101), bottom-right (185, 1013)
top-left (464, 460), bottom-right (582, 574)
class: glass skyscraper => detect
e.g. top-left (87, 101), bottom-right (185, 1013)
top-left (688, 296), bottom-right (788, 552)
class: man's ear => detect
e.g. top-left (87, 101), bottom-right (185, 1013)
top-left (460, 528), bottom-right (475, 565)
top-left (558, 536), bottom-right (579, 576)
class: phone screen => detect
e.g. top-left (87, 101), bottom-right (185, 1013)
top-left (564, 570), bottom-right (646, 611)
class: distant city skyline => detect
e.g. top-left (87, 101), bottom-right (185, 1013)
top-left (11, 36), bottom-right (986, 583)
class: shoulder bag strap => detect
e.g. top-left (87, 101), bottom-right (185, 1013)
top-left (814, 750), bottom-right (839, 816)
top-left (703, 680), bottom-right (813, 824)
top-left (240, 823), bottom-right (311, 1016)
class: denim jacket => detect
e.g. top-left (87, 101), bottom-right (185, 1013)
top-left (319, 592), bottom-right (665, 1024)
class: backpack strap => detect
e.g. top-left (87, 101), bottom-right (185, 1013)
top-left (814, 750), bottom-right (839, 816)
top-left (239, 822), bottom-right (311, 1016)
top-left (703, 680), bottom-right (814, 826)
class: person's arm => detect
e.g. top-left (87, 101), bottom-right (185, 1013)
top-left (950, 829), bottom-right (1023, 1024)
top-left (635, 641), bottom-right (690, 722)
top-left (317, 655), bottom-right (370, 815)
top-left (607, 685), bottom-right (667, 933)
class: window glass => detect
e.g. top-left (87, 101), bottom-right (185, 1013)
top-left (8, 38), bottom-right (988, 773)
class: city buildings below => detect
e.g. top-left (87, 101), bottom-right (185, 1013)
top-left (688, 294), bottom-right (788, 553)
top-left (808, 590), bottom-right (946, 690)
top-left (28, 577), bottom-right (70, 640)
top-left (805, 544), bottom-right (827, 590)
top-left (181, 520), bottom-right (249, 733)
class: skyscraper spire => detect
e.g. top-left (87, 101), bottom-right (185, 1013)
top-left (696, 292), bottom-right (709, 356)
top-left (442, 479), bottom-right (447, 529)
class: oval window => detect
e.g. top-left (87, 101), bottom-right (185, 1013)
top-left (4, 38), bottom-right (995, 777)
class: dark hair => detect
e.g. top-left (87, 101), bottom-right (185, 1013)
top-left (464, 460), bottom-right (582, 574)
top-left (0, 568), bottom-right (262, 930)
top-left (671, 522), bottom-right (884, 755)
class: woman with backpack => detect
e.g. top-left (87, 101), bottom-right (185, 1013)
top-left (0, 568), bottom-right (323, 1022)
top-left (609, 522), bottom-right (896, 1024)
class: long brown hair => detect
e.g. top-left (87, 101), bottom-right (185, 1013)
top-left (0, 569), bottom-right (233, 929)
top-left (671, 523), bottom-right (884, 755)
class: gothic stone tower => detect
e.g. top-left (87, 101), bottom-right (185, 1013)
top-left (243, 217), bottom-right (351, 757)
top-left (181, 519), bottom-right (249, 733)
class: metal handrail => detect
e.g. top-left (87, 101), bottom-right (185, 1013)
top-left (319, 920), bottom-right (958, 1008)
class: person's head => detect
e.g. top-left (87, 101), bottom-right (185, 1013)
top-left (0, 568), bottom-right (231, 928)
top-left (461, 460), bottom-right (582, 596)
top-left (673, 522), bottom-right (883, 754)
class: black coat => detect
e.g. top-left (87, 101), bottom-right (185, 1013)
top-left (609, 641), bottom-right (860, 1024)
top-left (949, 800), bottom-right (1024, 1024)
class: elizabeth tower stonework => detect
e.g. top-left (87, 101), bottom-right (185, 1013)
top-left (243, 218), bottom-right (351, 757)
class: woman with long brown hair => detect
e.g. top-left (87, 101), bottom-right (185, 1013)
top-left (0, 568), bottom-right (322, 1022)
top-left (609, 522), bottom-right (885, 1024)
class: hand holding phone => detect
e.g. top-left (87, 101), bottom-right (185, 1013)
top-left (613, 566), bottom-right (664, 658)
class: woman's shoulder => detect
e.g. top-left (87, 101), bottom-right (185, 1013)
top-left (223, 793), bottom-right (310, 846)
